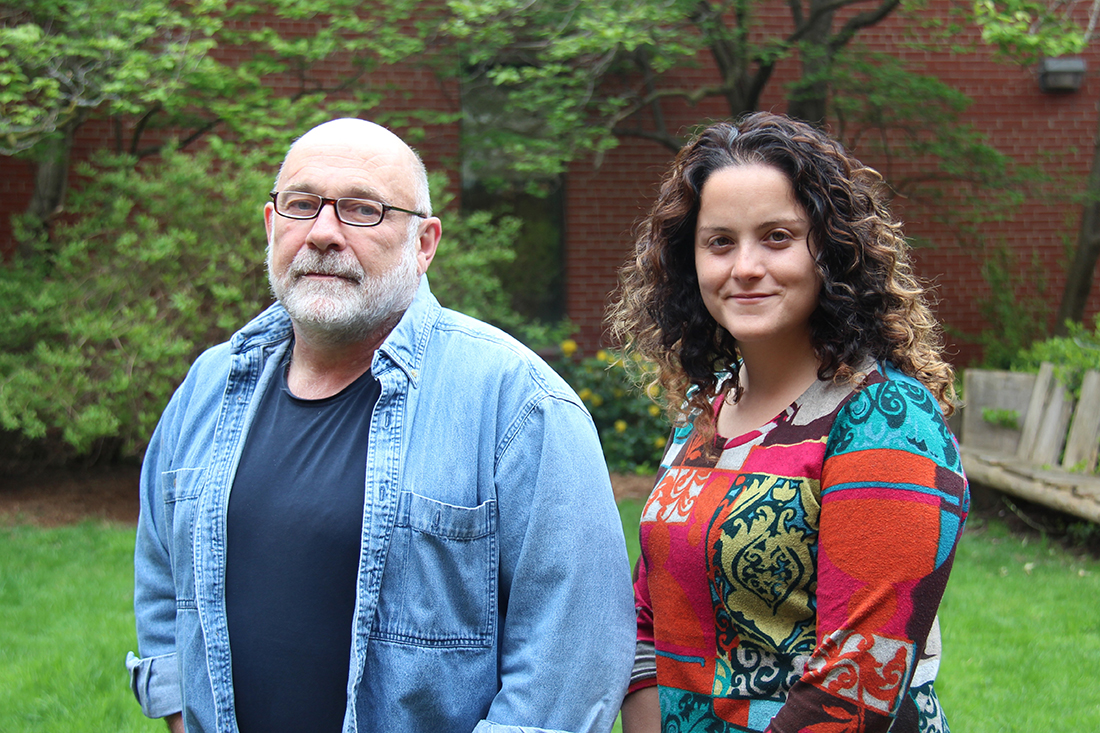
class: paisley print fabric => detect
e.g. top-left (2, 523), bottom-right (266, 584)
top-left (632, 363), bottom-right (968, 733)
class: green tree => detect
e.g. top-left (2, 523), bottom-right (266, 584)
top-left (0, 0), bottom-right (426, 253)
top-left (442, 0), bottom-right (907, 160)
top-left (975, 0), bottom-right (1100, 333)
top-left (434, 0), bottom-right (1021, 241)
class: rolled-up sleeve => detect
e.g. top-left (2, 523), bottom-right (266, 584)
top-left (126, 650), bottom-right (181, 718)
top-left (129, 405), bottom-right (184, 719)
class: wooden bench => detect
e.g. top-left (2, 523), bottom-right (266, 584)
top-left (960, 363), bottom-right (1100, 524)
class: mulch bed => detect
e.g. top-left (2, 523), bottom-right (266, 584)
top-left (1, 465), bottom-right (142, 526)
top-left (4, 467), bottom-right (1095, 561)
top-left (0, 465), bottom-right (656, 527)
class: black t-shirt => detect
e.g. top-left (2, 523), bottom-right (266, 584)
top-left (225, 351), bottom-right (379, 733)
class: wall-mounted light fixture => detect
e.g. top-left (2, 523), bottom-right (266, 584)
top-left (1038, 57), bottom-right (1087, 93)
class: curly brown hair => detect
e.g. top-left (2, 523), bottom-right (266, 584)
top-left (608, 112), bottom-right (955, 442)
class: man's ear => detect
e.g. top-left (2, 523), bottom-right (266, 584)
top-left (264, 201), bottom-right (276, 247)
top-left (415, 217), bottom-right (442, 275)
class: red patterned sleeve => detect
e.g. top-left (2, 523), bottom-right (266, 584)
top-left (766, 376), bottom-right (969, 732)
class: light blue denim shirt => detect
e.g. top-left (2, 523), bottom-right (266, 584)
top-left (128, 278), bottom-right (635, 733)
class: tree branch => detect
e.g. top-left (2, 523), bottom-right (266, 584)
top-left (787, 0), bottom-right (888, 44)
top-left (129, 103), bottom-right (163, 156)
top-left (829, 0), bottom-right (903, 51)
top-left (610, 125), bottom-right (684, 152)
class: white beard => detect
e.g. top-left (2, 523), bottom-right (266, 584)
top-left (268, 239), bottom-right (420, 346)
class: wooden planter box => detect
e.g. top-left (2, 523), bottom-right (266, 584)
top-left (960, 363), bottom-right (1100, 524)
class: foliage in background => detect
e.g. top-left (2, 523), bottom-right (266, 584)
top-left (440, 0), bottom-right (924, 169)
top-left (0, 144), bottom-right (529, 459)
top-left (974, 0), bottom-right (1091, 60)
top-left (423, 171), bottom-right (524, 331)
top-left (981, 406), bottom-right (1020, 430)
top-left (976, 245), bottom-right (1052, 369)
top-left (438, 0), bottom-right (1028, 250)
top-left (0, 0), bottom-right (218, 156)
top-left (1012, 313), bottom-right (1100, 398)
top-left (547, 342), bottom-right (668, 474)
top-left (0, 142), bottom-right (273, 458)
top-left (0, 0), bottom-right (431, 256)
top-left (973, 0), bottom-right (1100, 333)
top-left (829, 50), bottom-right (1027, 242)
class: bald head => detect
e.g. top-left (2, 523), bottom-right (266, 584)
top-left (276, 118), bottom-right (431, 215)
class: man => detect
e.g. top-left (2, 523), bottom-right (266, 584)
top-left (127, 118), bottom-right (635, 733)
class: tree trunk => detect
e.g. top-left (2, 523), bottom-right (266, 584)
top-left (1054, 107), bottom-right (1100, 335)
top-left (786, 66), bottom-right (830, 125)
top-left (786, 2), bottom-right (835, 125)
top-left (18, 125), bottom-right (77, 258)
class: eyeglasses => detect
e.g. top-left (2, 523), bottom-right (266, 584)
top-left (270, 191), bottom-right (427, 227)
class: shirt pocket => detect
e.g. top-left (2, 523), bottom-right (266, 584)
top-left (162, 466), bottom-right (205, 605)
top-left (371, 491), bottom-right (497, 648)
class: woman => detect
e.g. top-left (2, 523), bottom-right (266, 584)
top-left (610, 112), bottom-right (968, 733)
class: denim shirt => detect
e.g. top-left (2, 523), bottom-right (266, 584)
top-left (128, 278), bottom-right (635, 733)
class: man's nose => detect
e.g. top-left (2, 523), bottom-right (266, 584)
top-left (306, 202), bottom-right (346, 251)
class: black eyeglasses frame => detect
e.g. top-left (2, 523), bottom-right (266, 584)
top-left (269, 191), bottom-right (427, 228)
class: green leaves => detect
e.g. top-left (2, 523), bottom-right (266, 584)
top-left (974, 0), bottom-right (1089, 61)
top-left (546, 346), bottom-right (668, 474)
top-left (1013, 314), bottom-right (1100, 399)
top-left (0, 0), bottom-right (222, 154)
top-left (0, 0), bottom-right (428, 159)
top-left (0, 147), bottom-right (542, 458)
top-left (426, 172), bottom-right (526, 329)
top-left (0, 142), bottom-right (274, 456)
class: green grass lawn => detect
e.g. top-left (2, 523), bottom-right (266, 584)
top-left (935, 516), bottom-right (1100, 730)
top-left (0, 522), bottom-right (154, 732)
top-left (1, 506), bottom-right (1097, 731)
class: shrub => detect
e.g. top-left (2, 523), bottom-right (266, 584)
top-left (422, 171), bottom-right (525, 331)
top-left (0, 143), bottom-right (275, 458)
top-left (546, 342), bottom-right (668, 474)
top-left (976, 245), bottom-right (1051, 370)
top-left (0, 144), bottom-right (528, 459)
top-left (1012, 314), bottom-right (1100, 399)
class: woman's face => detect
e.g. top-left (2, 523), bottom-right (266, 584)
top-left (694, 163), bottom-right (822, 353)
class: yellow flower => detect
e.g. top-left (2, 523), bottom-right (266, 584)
top-left (591, 394), bottom-right (604, 407)
top-left (646, 383), bottom-right (661, 399)
top-left (578, 388), bottom-right (592, 401)
top-left (654, 435), bottom-right (668, 448)
top-left (596, 349), bottom-right (609, 362)
top-left (614, 420), bottom-right (628, 433)
top-left (648, 404), bottom-right (661, 417)
top-left (560, 339), bottom-right (578, 358)
top-left (613, 388), bottom-right (624, 398)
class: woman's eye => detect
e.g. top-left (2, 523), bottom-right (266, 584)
top-left (766, 230), bottom-right (792, 245)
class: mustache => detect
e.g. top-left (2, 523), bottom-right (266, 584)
top-left (286, 250), bottom-right (364, 283)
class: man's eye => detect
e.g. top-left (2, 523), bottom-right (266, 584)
top-left (348, 200), bottom-right (383, 218)
top-left (285, 196), bottom-right (318, 211)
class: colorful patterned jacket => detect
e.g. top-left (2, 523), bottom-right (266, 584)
top-left (631, 362), bottom-right (969, 732)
